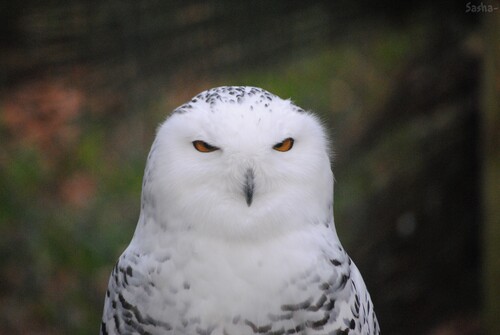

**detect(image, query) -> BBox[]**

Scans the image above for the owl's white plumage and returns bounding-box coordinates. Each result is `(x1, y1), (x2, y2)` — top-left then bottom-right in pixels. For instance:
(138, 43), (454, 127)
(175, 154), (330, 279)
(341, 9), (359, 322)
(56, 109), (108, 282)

(101, 86), (380, 335)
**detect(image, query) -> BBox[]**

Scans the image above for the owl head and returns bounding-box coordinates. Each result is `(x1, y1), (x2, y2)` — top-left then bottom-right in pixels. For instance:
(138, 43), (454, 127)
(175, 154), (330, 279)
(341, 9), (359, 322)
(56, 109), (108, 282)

(137, 87), (334, 242)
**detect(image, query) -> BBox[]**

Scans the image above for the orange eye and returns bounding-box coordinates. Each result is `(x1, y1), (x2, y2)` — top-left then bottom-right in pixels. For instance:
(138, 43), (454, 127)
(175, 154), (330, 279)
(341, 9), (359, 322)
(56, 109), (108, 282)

(273, 138), (294, 152)
(192, 140), (219, 153)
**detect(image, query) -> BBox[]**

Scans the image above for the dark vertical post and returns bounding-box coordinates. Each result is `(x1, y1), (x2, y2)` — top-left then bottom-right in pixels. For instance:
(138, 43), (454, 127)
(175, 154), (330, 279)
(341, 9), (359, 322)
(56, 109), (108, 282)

(482, 6), (500, 335)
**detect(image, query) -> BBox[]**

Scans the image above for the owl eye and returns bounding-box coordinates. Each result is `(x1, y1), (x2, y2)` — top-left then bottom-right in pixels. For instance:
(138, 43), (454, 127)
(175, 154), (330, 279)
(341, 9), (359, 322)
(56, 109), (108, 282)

(193, 140), (219, 153)
(273, 138), (294, 152)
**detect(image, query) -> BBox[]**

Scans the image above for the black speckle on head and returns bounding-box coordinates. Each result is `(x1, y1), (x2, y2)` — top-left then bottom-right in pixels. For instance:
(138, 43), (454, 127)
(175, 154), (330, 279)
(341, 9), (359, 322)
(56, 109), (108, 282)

(171, 86), (290, 116)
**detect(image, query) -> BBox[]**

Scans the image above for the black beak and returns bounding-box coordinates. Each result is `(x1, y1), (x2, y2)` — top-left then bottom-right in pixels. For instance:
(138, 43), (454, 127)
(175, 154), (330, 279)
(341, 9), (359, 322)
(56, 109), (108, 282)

(244, 168), (255, 207)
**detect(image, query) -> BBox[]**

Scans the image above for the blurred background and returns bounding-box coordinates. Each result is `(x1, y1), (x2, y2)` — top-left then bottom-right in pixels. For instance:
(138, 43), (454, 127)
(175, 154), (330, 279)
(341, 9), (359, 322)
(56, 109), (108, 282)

(0, 0), (499, 334)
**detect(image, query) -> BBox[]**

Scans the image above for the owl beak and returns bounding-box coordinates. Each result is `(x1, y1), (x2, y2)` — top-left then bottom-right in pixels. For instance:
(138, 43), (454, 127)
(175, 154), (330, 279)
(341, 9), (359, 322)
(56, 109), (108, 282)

(244, 168), (255, 207)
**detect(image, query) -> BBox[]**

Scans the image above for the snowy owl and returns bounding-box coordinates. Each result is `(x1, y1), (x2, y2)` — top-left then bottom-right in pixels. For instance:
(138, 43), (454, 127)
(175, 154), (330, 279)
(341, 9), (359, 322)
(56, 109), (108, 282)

(100, 86), (380, 335)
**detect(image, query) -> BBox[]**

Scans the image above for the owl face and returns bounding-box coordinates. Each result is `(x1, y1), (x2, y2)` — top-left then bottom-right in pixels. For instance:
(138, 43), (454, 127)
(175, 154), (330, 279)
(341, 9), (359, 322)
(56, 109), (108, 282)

(142, 87), (333, 240)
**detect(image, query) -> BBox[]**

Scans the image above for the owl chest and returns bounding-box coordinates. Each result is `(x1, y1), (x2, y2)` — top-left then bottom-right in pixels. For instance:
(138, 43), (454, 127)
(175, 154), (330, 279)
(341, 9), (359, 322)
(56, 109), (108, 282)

(146, 237), (332, 319)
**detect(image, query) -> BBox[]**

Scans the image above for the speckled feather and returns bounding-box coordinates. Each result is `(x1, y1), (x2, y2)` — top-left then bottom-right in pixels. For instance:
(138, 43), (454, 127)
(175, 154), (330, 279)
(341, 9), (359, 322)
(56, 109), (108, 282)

(101, 86), (380, 335)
